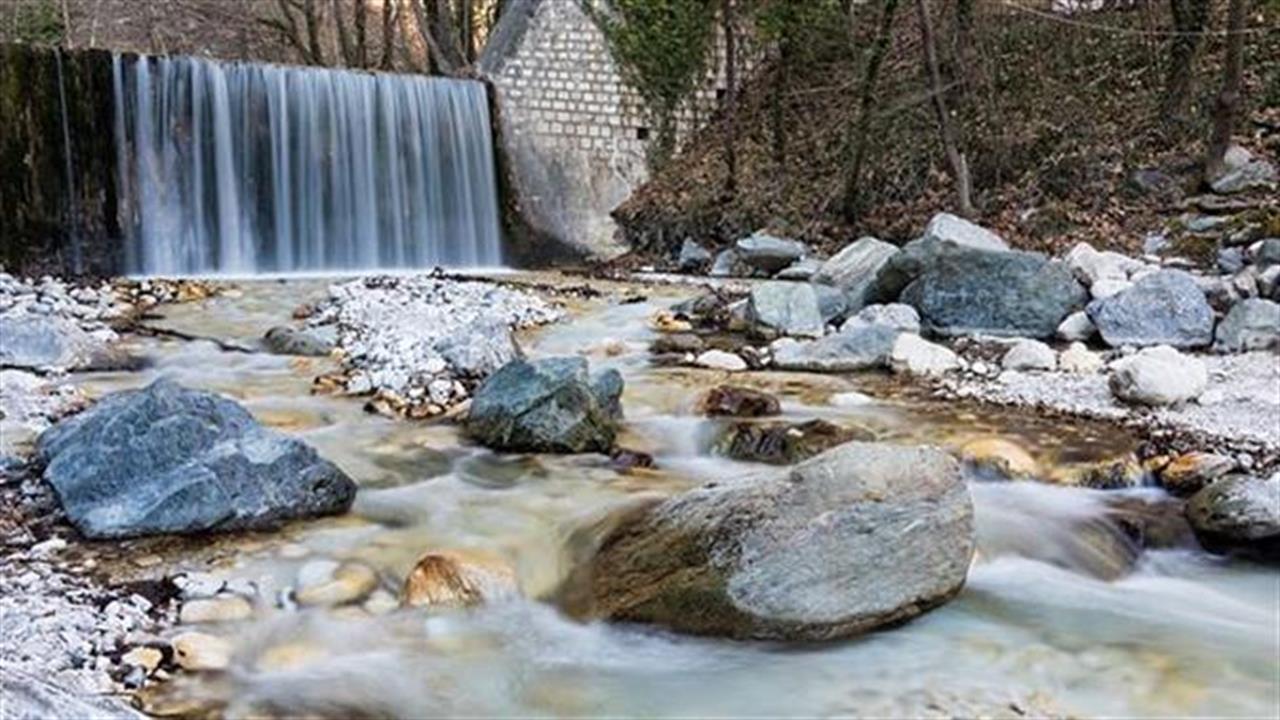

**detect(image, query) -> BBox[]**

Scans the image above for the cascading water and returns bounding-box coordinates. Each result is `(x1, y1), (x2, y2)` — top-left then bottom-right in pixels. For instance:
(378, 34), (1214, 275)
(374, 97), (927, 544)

(111, 53), (503, 276)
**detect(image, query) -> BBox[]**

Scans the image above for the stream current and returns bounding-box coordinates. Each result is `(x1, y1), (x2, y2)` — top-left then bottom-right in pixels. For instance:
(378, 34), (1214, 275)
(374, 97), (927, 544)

(77, 276), (1278, 718)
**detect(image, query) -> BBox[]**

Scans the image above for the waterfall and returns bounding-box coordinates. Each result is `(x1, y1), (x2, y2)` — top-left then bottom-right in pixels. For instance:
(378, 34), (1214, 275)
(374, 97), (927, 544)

(54, 49), (82, 274)
(111, 53), (504, 276)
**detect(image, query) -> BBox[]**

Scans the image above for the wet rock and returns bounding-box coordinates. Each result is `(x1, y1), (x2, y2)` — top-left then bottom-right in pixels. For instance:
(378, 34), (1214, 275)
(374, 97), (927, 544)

(811, 237), (899, 309)
(649, 333), (704, 355)
(1001, 339), (1056, 371)
(36, 378), (356, 539)
(734, 232), (807, 274)
(295, 561), (379, 607)
(1056, 311), (1096, 342)
(747, 282), (845, 339)
(960, 437), (1040, 480)
(610, 448), (656, 471)
(171, 632), (232, 671)
(1159, 452), (1237, 496)
(262, 325), (335, 356)
(698, 386), (781, 418)
(695, 350), (748, 372)
(1087, 270), (1214, 348)
(771, 324), (899, 372)
(466, 357), (623, 454)
(0, 316), (110, 371)
(841, 303), (920, 334)
(1185, 474), (1280, 559)
(775, 258), (822, 281)
(1208, 146), (1278, 194)
(900, 249), (1087, 338)
(1109, 345), (1207, 406)
(1049, 456), (1146, 490)
(564, 442), (975, 640)
(179, 595), (253, 624)
(401, 550), (518, 610)
(1059, 342), (1103, 373)
(676, 239), (712, 272)
(714, 419), (870, 465)
(1213, 298), (1280, 353)
(1101, 494), (1196, 550)
(889, 334), (960, 376)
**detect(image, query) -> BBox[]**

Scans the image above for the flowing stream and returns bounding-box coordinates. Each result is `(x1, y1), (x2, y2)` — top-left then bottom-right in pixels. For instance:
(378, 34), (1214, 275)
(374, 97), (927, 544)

(111, 55), (503, 276)
(77, 277), (1279, 718)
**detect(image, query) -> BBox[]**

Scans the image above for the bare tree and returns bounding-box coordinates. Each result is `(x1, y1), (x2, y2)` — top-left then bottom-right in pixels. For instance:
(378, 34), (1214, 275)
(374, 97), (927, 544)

(263, 0), (328, 65)
(1204, 0), (1247, 183)
(841, 0), (900, 221)
(379, 0), (399, 70)
(1162, 0), (1210, 126)
(721, 0), (738, 197)
(914, 0), (974, 217)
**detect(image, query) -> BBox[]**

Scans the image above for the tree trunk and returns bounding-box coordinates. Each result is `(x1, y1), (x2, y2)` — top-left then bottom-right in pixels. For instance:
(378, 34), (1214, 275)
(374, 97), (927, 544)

(721, 0), (738, 197)
(1162, 0), (1210, 126)
(770, 43), (789, 168)
(1204, 0), (1247, 183)
(461, 0), (475, 63)
(411, 0), (459, 75)
(841, 0), (900, 221)
(915, 0), (974, 217)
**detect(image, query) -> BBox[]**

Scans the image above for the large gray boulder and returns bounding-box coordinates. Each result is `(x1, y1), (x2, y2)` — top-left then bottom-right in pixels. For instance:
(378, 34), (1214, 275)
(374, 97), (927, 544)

(867, 214), (1011, 303)
(899, 249), (1087, 338)
(1186, 474), (1280, 560)
(1087, 270), (1214, 348)
(562, 442), (975, 640)
(36, 378), (356, 539)
(747, 282), (846, 338)
(1213, 298), (1280, 353)
(771, 324), (899, 372)
(0, 316), (107, 371)
(735, 232), (807, 274)
(676, 239), (712, 272)
(811, 237), (899, 309)
(466, 356), (623, 453)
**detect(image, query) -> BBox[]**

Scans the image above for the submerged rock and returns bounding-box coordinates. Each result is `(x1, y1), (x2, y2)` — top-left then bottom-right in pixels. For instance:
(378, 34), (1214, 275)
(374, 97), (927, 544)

(563, 442), (975, 641)
(713, 419), (870, 464)
(1108, 345), (1207, 406)
(466, 357), (623, 454)
(401, 550), (518, 610)
(1087, 270), (1214, 348)
(1185, 474), (1280, 560)
(811, 237), (899, 309)
(698, 385), (781, 418)
(36, 378), (356, 539)
(1213, 298), (1280, 353)
(262, 325), (336, 356)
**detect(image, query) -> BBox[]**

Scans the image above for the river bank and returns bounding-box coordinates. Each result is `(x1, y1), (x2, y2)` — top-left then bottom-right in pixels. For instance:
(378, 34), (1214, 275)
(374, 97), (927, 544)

(1, 269), (1277, 718)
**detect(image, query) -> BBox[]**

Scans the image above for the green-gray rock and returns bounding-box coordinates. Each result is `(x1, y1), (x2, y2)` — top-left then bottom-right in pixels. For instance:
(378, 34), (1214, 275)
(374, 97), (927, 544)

(562, 442), (975, 640)
(466, 356), (623, 453)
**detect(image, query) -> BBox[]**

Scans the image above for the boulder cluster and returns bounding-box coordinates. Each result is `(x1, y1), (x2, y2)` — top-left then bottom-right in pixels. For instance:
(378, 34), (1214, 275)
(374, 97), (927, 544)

(669, 212), (1278, 411)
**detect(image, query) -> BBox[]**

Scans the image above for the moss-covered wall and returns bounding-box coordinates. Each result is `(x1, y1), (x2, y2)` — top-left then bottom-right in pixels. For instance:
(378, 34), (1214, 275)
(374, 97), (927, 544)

(0, 44), (121, 278)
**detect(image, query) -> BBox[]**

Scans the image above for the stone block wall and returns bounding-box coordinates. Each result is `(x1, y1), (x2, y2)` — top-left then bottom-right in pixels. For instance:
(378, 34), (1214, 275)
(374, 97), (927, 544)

(482, 0), (750, 259)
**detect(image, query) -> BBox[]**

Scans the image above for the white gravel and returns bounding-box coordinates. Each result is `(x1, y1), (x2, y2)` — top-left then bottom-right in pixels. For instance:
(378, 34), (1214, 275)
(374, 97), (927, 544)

(940, 351), (1280, 461)
(308, 276), (564, 406)
(0, 272), (129, 333)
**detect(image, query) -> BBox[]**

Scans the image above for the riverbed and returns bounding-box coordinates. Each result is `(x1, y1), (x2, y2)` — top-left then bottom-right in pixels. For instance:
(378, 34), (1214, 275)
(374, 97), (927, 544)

(65, 275), (1280, 718)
